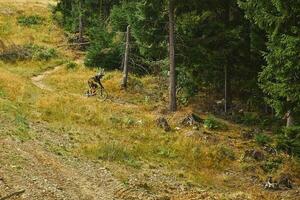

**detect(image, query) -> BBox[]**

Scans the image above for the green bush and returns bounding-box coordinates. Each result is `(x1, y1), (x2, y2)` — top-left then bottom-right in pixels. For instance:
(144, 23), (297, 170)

(35, 48), (56, 61)
(52, 11), (64, 26)
(240, 112), (259, 125)
(66, 61), (77, 70)
(203, 116), (227, 130)
(26, 44), (57, 61)
(261, 158), (283, 173)
(283, 126), (300, 139)
(17, 15), (44, 26)
(255, 133), (272, 146)
(276, 126), (300, 157)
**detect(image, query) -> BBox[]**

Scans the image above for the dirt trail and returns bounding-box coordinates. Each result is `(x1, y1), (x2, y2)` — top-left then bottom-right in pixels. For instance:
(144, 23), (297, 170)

(31, 65), (64, 91)
(0, 122), (159, 200)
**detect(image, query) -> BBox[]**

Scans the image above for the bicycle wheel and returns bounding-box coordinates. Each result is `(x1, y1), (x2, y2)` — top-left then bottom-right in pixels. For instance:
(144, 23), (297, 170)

(97, 88), (108, 101)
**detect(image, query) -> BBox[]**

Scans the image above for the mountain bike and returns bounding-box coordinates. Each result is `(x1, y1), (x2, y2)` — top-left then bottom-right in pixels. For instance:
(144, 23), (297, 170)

(85, 86), (108, 101)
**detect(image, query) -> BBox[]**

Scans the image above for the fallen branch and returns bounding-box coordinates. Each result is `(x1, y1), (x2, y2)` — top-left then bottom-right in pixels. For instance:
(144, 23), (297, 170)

(0, 189), (25, 200)
(57, 42), (90, 48)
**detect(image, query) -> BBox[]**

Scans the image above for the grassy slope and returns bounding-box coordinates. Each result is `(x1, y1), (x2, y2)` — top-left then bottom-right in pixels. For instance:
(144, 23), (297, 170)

(0, 1), (299, 199)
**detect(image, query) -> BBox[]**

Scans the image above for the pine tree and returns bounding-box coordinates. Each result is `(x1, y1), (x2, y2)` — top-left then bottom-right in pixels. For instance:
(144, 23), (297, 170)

(239, 0), (300, 126)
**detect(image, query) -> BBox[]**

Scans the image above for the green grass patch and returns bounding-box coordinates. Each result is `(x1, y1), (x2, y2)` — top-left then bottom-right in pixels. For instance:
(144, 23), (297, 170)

(83, 142), (141, 168)
(66, 61), (78, 70)
(17, 15), (45, 26)
(0, 87), (5, 97)
(255, 133), (272, 146)
(261, 158), (283, 173)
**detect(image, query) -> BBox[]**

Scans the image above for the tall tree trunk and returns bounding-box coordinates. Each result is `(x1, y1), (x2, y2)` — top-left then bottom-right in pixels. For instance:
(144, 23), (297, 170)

(286, 97), (295, 127)
(224, 64), (228, 113)
(286, 111), (294, 127)
(122, 25), (130, 89)
(78, 0), (83, 42)
(224, 0), (231, 113)
(245, 21), (251, 66)
(169, 0), (176, 112)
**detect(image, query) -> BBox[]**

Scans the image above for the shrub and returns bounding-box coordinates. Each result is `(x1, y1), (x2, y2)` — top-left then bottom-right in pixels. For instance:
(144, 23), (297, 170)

(255, 133), (272, 146)
(17, 15), (44, 26)
(283, 126), (300, 139)
(240, 112), (259, 125)
(276, 126), (300, 157)
(66, 61), (77, 70)
(203, 116), (227, 130)
(0, 43), (31, 62)
(52, 11), (64, 26)
(27, 44), (57, 61)
(261, 158), (283, 173)
(36, 48), (56, 60)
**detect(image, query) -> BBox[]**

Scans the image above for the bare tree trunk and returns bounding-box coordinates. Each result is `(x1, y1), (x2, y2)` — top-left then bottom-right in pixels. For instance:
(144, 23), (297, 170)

(169, 0), (176, 112)
(224, 64), (228, 113)
(224, 0), (231, 114)
(78, 1), (83, 42)
(286, 111), (294, 127)
(121, 25), (130, 89)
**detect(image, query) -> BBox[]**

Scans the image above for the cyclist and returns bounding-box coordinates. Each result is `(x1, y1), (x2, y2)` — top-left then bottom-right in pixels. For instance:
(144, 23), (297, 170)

(86, 70), (104, 97)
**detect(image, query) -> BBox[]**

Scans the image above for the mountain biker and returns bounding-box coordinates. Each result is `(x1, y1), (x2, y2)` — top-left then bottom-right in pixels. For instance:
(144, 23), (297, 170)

(87, 70), (104, 97)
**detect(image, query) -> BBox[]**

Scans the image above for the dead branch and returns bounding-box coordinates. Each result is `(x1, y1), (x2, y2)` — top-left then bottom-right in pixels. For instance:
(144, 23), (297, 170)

(57, 42), (90, 48)
(0, 190), (25, 200)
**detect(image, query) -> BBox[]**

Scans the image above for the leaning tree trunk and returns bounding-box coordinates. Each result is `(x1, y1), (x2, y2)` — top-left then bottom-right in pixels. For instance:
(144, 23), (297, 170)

(169, 0), (176, 112)
(121, 25), (130, 89)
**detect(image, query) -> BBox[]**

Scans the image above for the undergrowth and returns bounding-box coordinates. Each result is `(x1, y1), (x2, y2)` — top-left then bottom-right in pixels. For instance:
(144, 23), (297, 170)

(17, 15), (45, 26)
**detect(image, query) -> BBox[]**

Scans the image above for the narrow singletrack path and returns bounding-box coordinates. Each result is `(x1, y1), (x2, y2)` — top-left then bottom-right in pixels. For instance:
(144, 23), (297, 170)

(31, 64), (64, 91)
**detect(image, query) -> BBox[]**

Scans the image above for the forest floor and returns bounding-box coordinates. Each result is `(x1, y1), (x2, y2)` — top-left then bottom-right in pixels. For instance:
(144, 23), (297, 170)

(0, 0), (299, 199)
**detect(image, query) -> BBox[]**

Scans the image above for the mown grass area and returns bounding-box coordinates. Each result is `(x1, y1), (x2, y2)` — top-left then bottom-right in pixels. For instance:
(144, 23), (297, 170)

(0, 1), (299, 199)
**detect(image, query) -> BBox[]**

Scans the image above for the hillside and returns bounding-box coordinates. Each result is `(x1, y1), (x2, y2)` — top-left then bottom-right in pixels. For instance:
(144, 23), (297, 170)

(0, 0), (299, 200)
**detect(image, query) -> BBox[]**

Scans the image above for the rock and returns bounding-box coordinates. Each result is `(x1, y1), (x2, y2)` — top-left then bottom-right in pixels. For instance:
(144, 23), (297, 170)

(157, 117), (171, 132)
(278, 174), (293, 189)
(252, 150), (265, 161)
(264, 177), (279, 190)
(181, 113), (202, 127)
(241, 130), (254, 140)
(263, 145), (277, 155)
(243, 149), (265, 161)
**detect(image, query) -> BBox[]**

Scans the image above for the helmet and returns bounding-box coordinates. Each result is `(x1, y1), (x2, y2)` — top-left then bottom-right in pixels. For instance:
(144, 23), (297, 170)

(97, 68), (105, 76)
